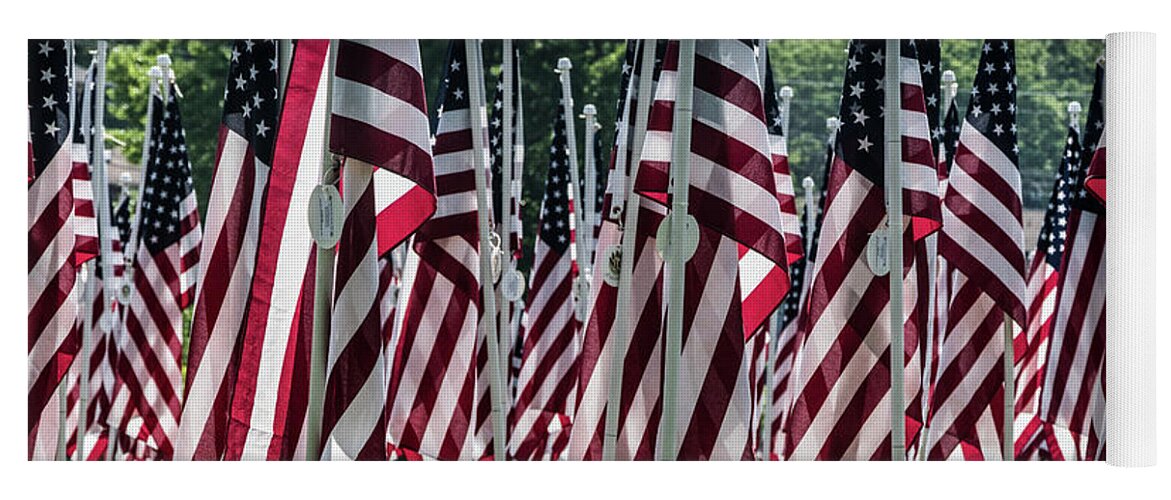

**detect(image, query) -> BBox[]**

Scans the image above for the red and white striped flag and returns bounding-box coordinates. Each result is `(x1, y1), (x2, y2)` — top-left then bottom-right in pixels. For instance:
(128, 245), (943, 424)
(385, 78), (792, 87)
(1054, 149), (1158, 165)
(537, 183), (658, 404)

(383, 40), (486, 460)
(508, 107), (581, 460)
(119, 79), (203, 460)
(925, 39), (1027, 461)
(325, 39), (436, 460)
(1038, 67), (1107, 460)
(784, 40), (941, 461)
(29, 39), (82, 459)
(632, 39), (791, 460)
(566, 39), (662, 460)
(1013, 64), (1103, 460)
(179, 39), (329, 460)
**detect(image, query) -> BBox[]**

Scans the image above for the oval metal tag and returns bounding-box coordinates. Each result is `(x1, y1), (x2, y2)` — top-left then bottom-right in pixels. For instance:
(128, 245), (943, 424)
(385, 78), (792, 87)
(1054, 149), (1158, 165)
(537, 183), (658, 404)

(655, 212), (700, 261)
(501, 269), (525, 303)
(307, 184), (344, 248)
(866, 229), (890, 277)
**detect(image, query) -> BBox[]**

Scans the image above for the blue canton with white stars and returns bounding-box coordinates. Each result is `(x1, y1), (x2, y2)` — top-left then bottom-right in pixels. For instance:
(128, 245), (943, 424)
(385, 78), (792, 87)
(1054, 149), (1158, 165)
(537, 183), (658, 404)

(490, 46), (521, 225)
(1036, 125), (1081, 268)
(1074, 61), (1106, 216)
(914, 40), (942, 160)
(138, 86), (194, 254)
(434, 40), (470, 127)
(540, 108), (573, 254)
(223, 39), (279, 166)
(965, 40), (1019, 166)
(28, 39), (71, 181)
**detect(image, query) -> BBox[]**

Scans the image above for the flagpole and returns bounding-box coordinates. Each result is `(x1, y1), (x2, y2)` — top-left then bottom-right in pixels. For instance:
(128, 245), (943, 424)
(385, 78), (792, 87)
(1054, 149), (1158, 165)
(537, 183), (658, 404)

(883, 39), (906, 462)
(918, 73), (955, 461)
(756, 40), (774, 461)
(556, 58), (588, 312)
(603, 39), (657, 461)
(658, 39), (697, 461)
(582, 103), (600, 270)
(507, 57), (527, 362)
(498, 39), (515, 373)
(56, 39), (78, 461)
(467, 39), (510, 461)
(305, 39), (338, 462)
(80, 40), (115, 462)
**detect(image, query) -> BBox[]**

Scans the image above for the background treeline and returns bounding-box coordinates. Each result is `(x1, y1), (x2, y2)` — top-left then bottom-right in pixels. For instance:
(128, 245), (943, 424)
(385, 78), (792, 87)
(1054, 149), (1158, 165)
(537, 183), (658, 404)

(79, 38), (1104, 273)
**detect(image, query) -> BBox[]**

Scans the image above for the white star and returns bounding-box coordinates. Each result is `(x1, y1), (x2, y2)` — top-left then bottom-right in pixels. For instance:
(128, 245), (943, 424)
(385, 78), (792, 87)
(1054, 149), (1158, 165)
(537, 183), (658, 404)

(453, 88), (464, 100)
(450, 60), (461, 72)
(849, 82), (865, 98)
(244, 39), (255, 52)
(847, 55), (860, 72)
(987, 83), (999, 95)
(235, 74), (247, 90)
(990, 103), (1002, 115)
(926, 94), (938, 107)
(993, 124), (1004, 136)
(252, 93), (264, 108)
(857, 135), (873, 152)
(1001, 41), (1010, 52)
(37, 41), (54, 56)
(249, 65), (259, 80)
(270, 58), (279, 71)
(255, 119), (270, 137)
(852, 109), (870, 126)
(984, 62), (996, 74)
(622, 62), (632, 74)
(870, 50), (884, 64)
(983, 43), (992, 54)
(41, 94), (58, 109)
(240, 101), (251, 117)
(231, 46), (241, 63)
(43, 120), (60, 137)
(1003, 61), (1012, 72)
(40, 68), (55, 84)
(921, 60), (935, 74)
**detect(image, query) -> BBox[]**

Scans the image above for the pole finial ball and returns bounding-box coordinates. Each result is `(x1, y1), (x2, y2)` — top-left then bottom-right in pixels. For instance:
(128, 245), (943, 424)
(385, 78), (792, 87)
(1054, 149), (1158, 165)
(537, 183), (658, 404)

(557, 57), (572, 71)
(779, 86), (794, 99)
(583, 104), (597, 115)
(157, 54), (172, 68)
(941, 69), (956, 83)
(826, 117), (839, 130)
(1068, 101), (1082, 114)
(803, 176), (815, 190)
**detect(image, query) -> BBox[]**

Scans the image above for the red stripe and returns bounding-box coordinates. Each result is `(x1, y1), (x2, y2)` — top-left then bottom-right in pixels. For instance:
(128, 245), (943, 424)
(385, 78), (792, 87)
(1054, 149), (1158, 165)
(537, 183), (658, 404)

(693, 53), (766, 120)
(329, 114), (435, 195)
(334, 40), (428, 114)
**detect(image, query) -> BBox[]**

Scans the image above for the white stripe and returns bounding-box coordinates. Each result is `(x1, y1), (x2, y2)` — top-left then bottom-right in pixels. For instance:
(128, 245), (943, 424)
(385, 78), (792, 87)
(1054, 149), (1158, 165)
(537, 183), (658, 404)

(331, 77), (431, 157)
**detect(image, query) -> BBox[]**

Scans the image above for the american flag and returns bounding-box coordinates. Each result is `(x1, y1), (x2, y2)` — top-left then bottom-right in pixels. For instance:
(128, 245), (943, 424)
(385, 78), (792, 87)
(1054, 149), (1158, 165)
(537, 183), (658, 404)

(324, 39), (436, 461)
(926, 39), (1027, 461)
(119, 77), (202, 460)
(1038, 60), (1107, 461)
(632, 39), (790, 460)
(28, 39), (82, 460)
(1013, 97), (1086, 460)
(751, 48), (803, 458)
(783, 40), (940, 460)
(916, 40), (942, 162)
(566, 39), (661, 460)
(508, 107), (581, 460)
(178, 39), (330, 460)
(385, 40), (485, 460)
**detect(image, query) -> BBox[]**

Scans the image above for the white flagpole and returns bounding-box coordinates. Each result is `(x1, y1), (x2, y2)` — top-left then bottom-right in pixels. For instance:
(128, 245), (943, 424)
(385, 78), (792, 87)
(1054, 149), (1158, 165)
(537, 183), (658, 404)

(466, 39), (509, 460)
(305, 39), (338, 462)
(498, 39), (515, 372)
(658, 39), (697, 461)
(122, 57), (167, 296)
(57, 39), (78, 461)
(883, 39), (906, 461)
(582, 103), (600, 271)
(506, 55), (527, 370)
(603, 39), (657, 461)
(918, 73), (955, 461)
(755, 40), (774, 461)
(80, 40), (116, 462)
(556, 58), (588, 314)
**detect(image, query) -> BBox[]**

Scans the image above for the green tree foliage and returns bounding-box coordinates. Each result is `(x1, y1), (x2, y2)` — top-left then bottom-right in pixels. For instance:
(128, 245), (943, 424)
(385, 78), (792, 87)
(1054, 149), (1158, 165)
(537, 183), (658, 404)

(91, 38), (1102, 274)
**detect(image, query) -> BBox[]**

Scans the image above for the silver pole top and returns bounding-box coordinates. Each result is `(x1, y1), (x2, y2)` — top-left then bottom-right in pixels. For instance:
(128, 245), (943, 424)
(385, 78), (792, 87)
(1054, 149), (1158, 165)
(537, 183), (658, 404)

(802, 176), (815, 190)
(582, 103), (597, 116)
(942, 69), (958, 99)
(826, 116), (839, 131)
(556, 57), (572, 72)
(941, 69), (956, 84)
(1068, 101), (1082, 128)
(779, 86), (793, 99)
